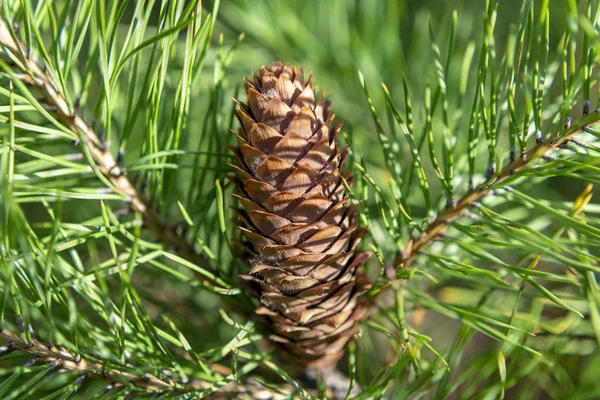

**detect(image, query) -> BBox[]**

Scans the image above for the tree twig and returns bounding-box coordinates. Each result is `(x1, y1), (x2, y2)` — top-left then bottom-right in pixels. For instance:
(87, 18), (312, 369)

(392, 111), (600, 276)
(0, 20), (214, 277)
(0, 328), (250, 397)
(0, 327), (360, 399)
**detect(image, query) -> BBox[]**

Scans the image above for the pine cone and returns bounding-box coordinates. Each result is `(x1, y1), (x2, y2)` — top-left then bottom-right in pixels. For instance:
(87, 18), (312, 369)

(229, 62), (370, 369)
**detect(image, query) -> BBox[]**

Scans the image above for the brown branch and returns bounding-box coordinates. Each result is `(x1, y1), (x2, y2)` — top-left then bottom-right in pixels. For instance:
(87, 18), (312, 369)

(0, 20), (212, 275)
(392, 111), (600, 276)
(0, 327), (359, 399)
(0, 328), (250, 397)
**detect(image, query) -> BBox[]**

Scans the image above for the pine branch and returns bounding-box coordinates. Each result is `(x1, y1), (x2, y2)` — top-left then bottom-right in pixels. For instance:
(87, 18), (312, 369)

(0, 327), (359, 399)
(0, 20), (215, 279)
(393, 111), (600, 275)
(0, 328), (245, 397)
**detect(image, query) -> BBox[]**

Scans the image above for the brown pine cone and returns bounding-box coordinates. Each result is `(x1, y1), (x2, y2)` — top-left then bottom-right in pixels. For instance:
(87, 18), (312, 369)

(229, 62), (370, 369)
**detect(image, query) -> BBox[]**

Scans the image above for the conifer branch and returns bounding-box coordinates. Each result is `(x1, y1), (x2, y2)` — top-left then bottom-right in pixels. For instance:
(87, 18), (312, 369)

(393, 112), (600, 274)
(0, 328), (247, 397)
(0, 327), (358, 399)
(0, 20), (214, 277)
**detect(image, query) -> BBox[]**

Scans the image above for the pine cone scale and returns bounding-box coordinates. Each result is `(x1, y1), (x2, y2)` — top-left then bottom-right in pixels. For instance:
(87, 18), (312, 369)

(231, 62), (369, 368)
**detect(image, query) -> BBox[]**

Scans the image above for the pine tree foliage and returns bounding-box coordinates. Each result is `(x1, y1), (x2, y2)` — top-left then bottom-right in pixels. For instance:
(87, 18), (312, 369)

(0, 0), (600, 399)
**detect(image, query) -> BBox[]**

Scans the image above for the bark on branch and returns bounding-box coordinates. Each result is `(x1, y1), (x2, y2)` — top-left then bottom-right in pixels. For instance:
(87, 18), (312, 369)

(0, 328), (252, 397)
(0, 327), (361, 399)
(393, 111), (600, 276)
